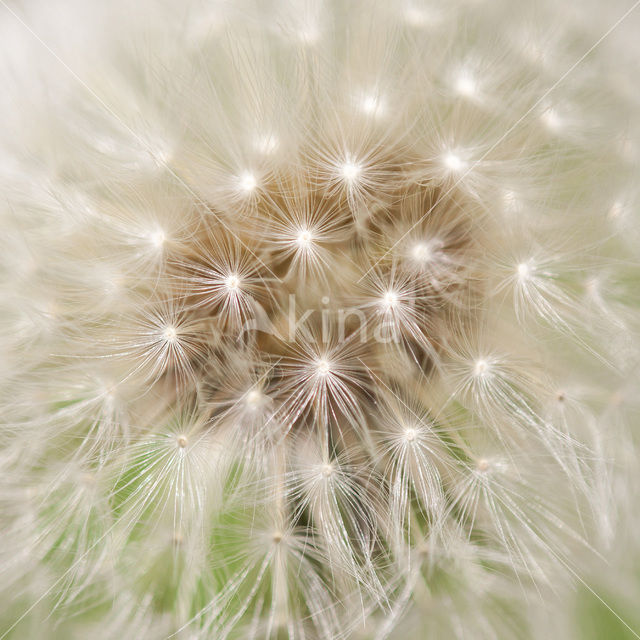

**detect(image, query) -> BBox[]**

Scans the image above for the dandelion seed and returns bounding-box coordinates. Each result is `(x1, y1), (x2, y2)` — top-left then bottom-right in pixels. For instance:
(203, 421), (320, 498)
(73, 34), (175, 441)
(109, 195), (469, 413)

(359, 93), (385, 118)
(315, 358), (331, 375)
(502, 189), (522, 213)
(474, 359), (490, 377)
(454, 73), (477, 97)
(225, 274), (241, 291)
(149, 228), (166, 248)
(517, 262), (532, 281)
(239, 172), (257, 193)
(403, 5), (439, 27)
(320, 463), (334, 478)
(443, 151), (466, 173)
(245, 388), (263, 406)
(255, 133), (278, 155)
(608, 200), (625, 220)
(162, 325), (178, 343)
(295, 228), (313, 248)
(381, 290), (399, 309)
(541, 107), (562, 131)
(411, 242), (432, 262)
(295, 25), (320, 45)
(404, 427), (417, 442)
(341, 160), (361, 183)
(362, 96), (377, 113)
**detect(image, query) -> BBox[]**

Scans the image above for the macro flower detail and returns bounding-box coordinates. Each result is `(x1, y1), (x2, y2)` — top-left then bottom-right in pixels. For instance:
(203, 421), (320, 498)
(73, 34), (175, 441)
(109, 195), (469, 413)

(1, 1), (639, 639)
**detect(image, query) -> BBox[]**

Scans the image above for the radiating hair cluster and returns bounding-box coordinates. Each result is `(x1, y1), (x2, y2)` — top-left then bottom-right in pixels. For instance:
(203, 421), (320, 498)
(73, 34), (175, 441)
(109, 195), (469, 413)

(1, 0), (639, 639)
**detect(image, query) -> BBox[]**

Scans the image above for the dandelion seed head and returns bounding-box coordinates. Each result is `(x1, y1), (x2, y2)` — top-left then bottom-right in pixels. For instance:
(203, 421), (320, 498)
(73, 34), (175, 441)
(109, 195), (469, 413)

(585, 276), (600, 296)
(517, 262), (532, 281)
(162, 325), (178, 343)
(541, 107), (562, 131)
(454, 73), (477, 97)
(340, 160), (361, 183)
(149, 142), (173, 168)
(404, 426), (417, 443)
(239, 172), (257, 193)
(295, 228), (314, 248)
(255, 133), (278, 155)
(608, 200), (624, 220)
(149, 227), (166, 248)
(320, 463), (334, 478)
(245, 388), (263, 406)
(360, 93), (385, 118)
(522, 39), (545, 64)
(295, 23), (320, 45)
(474, 359), (490, 377)
(410, 241), (432, 263)
(3, 2), (638, 637)
(502, 188), (521, 213)
(225, 274), (241, 291)
(443, 151), (467, 173)
(403, 5), (439, 27)
(315, 358), (331, 375)
(381, 290), (399, 309)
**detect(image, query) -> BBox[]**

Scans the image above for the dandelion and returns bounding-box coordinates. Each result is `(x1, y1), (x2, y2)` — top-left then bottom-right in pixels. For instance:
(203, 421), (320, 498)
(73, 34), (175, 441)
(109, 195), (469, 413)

(1, 1), (639, 639)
